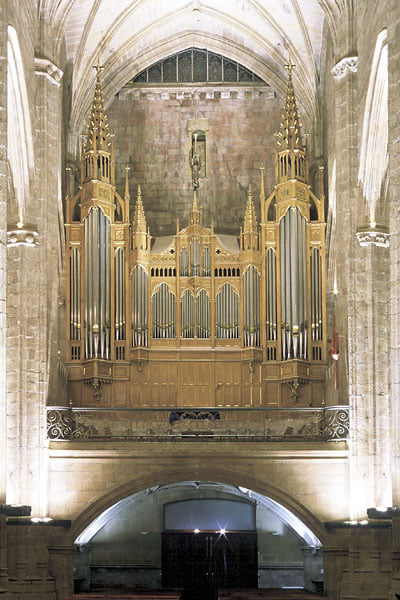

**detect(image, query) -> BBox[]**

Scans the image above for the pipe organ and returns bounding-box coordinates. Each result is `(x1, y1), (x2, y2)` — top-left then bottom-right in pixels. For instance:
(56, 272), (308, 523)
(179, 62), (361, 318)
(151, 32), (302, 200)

(65, 62), (327, 408)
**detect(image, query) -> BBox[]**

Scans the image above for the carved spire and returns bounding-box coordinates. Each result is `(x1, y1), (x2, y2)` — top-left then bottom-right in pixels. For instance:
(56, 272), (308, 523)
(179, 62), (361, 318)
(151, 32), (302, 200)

(243, 184), (258, 250)
(84, 65), (111, 153)
(190, 189), (202, 225)
(274, 59), (309, 187)
(276, 59), (303, 152)
(132, 184), (148, 251)
(133, 185), (146, 232)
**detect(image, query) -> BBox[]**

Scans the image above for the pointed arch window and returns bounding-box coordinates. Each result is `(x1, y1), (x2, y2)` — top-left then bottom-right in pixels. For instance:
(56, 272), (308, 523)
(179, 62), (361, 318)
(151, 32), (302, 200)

(358, 30), (388, 225)
(132, 48), (265, 85)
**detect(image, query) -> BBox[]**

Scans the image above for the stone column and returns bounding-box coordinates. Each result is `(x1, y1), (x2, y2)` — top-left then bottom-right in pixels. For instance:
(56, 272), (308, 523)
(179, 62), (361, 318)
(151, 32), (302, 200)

(388, 0), (400, 508)
(0, 0), (7, 507)
(330, 55), (369, 518)
(6, 49), (64, 515)
(331, 46), (392, 517)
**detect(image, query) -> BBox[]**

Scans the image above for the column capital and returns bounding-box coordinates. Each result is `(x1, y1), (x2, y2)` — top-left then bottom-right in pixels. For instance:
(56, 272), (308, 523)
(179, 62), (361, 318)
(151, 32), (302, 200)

(331, 56), (358, 81)
(34, 57), (63, 87)
(7, 223), (39, 247)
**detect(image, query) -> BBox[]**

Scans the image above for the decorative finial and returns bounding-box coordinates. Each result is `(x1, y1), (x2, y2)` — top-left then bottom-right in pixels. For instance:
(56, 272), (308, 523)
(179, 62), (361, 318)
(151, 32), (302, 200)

(132, 182), (147, 244)
(259, 167), (265, 210)
(284, 56), (296, 76)
(319, 163), (325, 200)
(93, 62), (104, 76)
(124, 166), (130, 201)
(66, 167), (71, 198)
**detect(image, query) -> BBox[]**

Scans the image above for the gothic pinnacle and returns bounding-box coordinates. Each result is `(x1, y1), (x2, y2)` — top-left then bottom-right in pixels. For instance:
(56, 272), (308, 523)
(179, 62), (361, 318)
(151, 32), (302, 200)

(84, 64), (111, 152)
(244, 184), (258, 236)
(277, 58), (303, 151)
(133, 184), (147, 234)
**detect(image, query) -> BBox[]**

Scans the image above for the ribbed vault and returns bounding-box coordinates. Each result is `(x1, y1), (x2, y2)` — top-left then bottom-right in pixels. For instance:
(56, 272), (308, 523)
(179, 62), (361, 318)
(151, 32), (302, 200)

(39, 0), (329, 150)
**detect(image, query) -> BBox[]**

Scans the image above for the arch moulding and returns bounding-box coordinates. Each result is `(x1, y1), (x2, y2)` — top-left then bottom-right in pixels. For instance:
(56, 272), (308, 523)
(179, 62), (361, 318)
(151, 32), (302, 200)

(70, 464), (326, 545)
(68, 30), (315, 157)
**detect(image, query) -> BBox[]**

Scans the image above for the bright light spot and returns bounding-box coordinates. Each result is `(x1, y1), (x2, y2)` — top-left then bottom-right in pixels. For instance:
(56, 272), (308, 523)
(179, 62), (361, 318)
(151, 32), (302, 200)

(376, 506), (388, 512)
(333, 286), (339, 295)
(194, 528), (200, 534)
(219, 528), (226, 535)
(31, 517), (53, 523)
(360, 520), (368, 525)
(16, 222), (23, 229)
(370, 221), (376, 229)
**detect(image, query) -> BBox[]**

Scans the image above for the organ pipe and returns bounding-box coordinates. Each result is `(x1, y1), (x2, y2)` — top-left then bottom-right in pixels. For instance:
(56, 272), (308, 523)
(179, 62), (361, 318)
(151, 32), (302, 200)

(132, 266), (148, 346)
(216, 283), (239, 339)
(180, 248), (188, 276)
(202, 246), (211, 276)
(115, 248), (126, 340)
(190, 238), (200, 276)
(243, 266), (260, 347)
(181, 290), (195, 338)
(266, 249), (277, 341)
(311, 248), (323, 341)
(197, 290), (210, 338)
(84, 207), (111, 360)
(280, 207), (307, 359)
(70, 248), (81, 341)
(152, 283), (176, 338)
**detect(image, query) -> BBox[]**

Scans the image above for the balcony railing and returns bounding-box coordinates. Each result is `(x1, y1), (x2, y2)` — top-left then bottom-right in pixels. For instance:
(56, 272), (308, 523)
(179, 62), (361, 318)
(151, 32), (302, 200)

(46, 406), (349, 442)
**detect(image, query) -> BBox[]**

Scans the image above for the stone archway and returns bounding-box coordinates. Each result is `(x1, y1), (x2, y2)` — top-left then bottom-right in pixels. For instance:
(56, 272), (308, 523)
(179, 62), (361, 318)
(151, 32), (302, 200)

(71, 467), (326, 545)
(69, 467), (326, 593)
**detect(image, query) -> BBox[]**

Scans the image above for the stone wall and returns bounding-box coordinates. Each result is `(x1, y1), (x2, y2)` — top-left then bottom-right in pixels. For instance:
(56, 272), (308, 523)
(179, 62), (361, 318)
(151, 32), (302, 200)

(47, 441), (349, 533)
(104, 85), (317, 237)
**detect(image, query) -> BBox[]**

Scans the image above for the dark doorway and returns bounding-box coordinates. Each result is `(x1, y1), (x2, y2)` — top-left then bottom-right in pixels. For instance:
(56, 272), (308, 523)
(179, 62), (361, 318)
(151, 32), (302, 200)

(161, 531), (258, 589)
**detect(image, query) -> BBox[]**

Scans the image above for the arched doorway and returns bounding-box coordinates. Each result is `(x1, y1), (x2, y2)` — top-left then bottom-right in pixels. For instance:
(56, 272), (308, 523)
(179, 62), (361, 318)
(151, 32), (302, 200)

(73, 481), (323, 594)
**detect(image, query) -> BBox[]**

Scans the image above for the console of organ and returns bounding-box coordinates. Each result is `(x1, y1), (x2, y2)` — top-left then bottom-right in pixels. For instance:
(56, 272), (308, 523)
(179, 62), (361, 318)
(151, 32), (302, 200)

(65, 62), (326, 401)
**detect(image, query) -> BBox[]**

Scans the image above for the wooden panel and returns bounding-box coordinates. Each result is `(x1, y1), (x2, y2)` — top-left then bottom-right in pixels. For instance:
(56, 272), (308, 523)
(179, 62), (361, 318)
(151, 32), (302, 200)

(265, 382), (279, 406)
(114, 381), (127, 406)
(69, 381), (82, 407)
(81, 383), (96, 407)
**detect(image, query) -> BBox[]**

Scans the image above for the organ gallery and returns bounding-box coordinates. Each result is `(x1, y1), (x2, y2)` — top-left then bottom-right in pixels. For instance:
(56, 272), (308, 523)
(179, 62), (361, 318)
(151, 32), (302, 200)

(65, 62), (326, 413)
